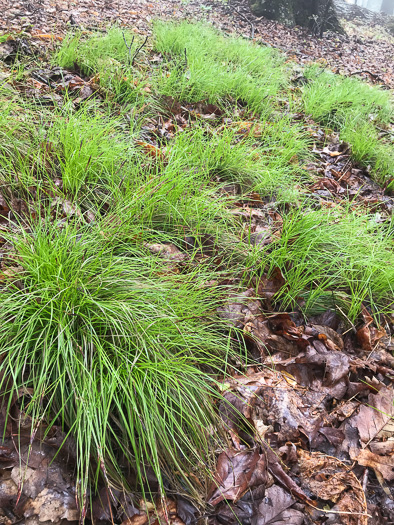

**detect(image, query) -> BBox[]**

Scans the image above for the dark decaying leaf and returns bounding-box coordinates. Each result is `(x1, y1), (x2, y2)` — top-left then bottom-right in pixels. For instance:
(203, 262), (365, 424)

(212, 500), (255, 525)
(348, 386), (394, 445)
(207, 448), (267, 506)
(251, 485), (304, 525)
(262, 444), (313, 506)
(176, 496), (198, 525)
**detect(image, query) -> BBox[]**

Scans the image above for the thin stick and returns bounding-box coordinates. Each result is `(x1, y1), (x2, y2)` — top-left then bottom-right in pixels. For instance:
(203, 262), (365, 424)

(362, 468), (368, 493)
(233, 7), (255, 39)
(122, 32), (135, 65)
(131, 35), (148, 67)
(350, 69), (382, 80)
(184, 47), (188, 70)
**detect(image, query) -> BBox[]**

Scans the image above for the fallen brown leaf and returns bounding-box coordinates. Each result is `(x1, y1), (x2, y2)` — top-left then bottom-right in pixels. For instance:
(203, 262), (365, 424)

(136, 141), (166, 160)
(207, 448), (267, 506)
(350, 447), (394, 482)
(297, 449), (368, 525)
(252, 485), (304, 525)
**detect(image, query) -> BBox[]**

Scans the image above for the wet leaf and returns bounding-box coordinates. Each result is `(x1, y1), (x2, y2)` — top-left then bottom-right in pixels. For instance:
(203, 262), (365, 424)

(350, 447), (394, 482)
(350, 386), (394, 444)
(251, 485), (304, 525)
(144, 242), (187, 261)
(208, 448), (267, 506)
(23, 488), (79, 522)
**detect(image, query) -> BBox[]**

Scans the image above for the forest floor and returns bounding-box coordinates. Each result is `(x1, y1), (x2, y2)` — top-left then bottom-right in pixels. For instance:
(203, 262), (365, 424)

(0, 2), (394, 525)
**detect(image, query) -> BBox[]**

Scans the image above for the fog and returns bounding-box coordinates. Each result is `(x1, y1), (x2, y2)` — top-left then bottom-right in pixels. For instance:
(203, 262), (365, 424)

(345, 0), (394, 14)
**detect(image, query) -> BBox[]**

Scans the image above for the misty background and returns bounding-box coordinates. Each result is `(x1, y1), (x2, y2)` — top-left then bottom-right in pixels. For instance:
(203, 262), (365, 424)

(345, 0), (394, 15)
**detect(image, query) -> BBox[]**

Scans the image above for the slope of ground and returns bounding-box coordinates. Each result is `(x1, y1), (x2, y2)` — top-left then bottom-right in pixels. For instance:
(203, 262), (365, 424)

(1, 0), (394, 85)
(0, 4), (393, 525)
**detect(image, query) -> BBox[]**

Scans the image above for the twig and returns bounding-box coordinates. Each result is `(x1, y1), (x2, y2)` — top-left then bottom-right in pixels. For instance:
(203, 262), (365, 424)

(131, 35), (148, 67)
(362, 468), (368, 493)
(233, 7), (255, 39)
(376, 126), (394, 137)
(31, 71), (53, 87)
(122, 32), (135, 65)
(350, 70), (384, 82)
(85, 26), (107, 33)
(309, 507), (371, 519)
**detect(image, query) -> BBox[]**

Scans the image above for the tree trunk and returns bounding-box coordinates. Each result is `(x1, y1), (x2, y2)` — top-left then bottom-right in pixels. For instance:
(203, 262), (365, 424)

(248, 0), (344, 34)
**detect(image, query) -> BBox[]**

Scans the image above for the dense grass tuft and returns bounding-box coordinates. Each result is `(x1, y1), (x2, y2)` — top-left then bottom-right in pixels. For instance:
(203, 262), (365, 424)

(301, 66), (394, 182)
(153, 21), (287, 112)
(247, 206), (394, 321)
(0, 218), (244, 505)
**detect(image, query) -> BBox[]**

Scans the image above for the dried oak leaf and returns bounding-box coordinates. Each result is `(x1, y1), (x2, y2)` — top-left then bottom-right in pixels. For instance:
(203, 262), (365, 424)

(23, 488), (79, 522)
(0, 470), (19, 512)
(0, 194), (10, 218)
(263, 444), (312, 506)
(207, 448), (267, 506)
(278, 341), (349, 400)
(350, 386), (394, 444)
(193, 101), (223, 117)
(219, 370), (283, 448)
(158, 95), (183, 116)
(257, 268), (286, 303)
(136, 141), (165, 160)
(356, 306), (386, 352)
(34, 34), (63, 41)
(307, 324), (344, 350)
(217, 288), (262, 329)
(144, 243), (186, 261)
(257, 383), (328, 444)
(370, 439), (394, 455)
(297, 449), (368, 525)
(122, 498), (183, 525)
(350, 447), (394, 483)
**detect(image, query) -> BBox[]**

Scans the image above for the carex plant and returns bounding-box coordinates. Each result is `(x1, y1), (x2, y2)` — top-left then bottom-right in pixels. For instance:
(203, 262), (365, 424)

(0, 217), (241, 508)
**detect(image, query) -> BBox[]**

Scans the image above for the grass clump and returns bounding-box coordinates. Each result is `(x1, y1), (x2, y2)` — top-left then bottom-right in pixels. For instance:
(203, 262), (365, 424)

(0, 93), (55, 197)
(55, 28), (139, 74)
(55, 28), (151, 105)
(162, 119), (310, 199)
(106, 153), (238, 250)
(0, 97), (139, 199)
(301, 66), (393, 126)
(340, 117), (394, 184)
(0, 219), (236, 505)
(248, 206), (394, 321)
(49, 102), (137, 194)
(301, 66), (393, 182)
(153, 21), (287, 112)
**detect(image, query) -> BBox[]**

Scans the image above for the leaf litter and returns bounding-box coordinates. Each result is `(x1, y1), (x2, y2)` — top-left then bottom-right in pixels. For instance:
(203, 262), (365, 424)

(0, 2), (394, 525)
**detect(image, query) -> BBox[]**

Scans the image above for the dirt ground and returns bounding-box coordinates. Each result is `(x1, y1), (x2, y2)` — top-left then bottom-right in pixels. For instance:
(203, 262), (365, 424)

(1, 0), (394, 86)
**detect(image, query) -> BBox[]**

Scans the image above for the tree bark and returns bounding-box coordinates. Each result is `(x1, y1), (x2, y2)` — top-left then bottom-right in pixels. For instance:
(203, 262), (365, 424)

(248, 0), (344, 34)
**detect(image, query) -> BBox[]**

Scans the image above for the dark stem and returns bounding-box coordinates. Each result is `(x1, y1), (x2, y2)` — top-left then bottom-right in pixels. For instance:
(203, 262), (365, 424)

(131, 35), (148, 67)
(122, 32), (135, 65)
